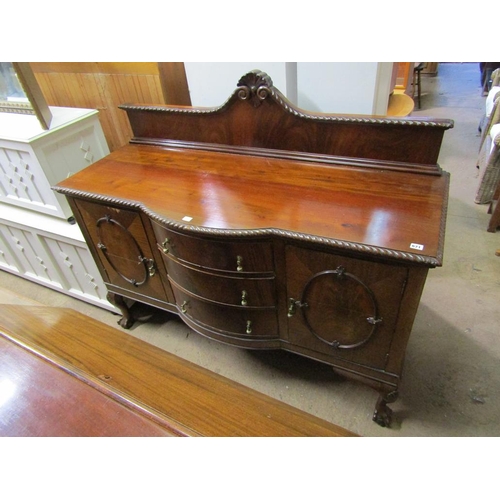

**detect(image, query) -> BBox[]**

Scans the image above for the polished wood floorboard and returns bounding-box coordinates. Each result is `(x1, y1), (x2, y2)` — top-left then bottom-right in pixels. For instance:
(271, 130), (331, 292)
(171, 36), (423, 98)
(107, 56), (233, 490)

(0, 334), (175, 437)
(0, 304), (355, 437)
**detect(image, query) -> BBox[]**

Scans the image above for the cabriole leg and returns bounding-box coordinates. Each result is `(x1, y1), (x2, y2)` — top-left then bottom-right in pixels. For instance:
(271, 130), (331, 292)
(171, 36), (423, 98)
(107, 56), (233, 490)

(372, 390), (398, 428)
(107, 292), (134, 329)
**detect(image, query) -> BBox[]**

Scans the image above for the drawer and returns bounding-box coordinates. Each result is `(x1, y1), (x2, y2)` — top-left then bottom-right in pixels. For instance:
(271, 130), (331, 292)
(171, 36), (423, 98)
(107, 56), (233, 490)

(152, 221), (274, 274)
(161, 254), (276, 307)
(171, 283), (279, 339)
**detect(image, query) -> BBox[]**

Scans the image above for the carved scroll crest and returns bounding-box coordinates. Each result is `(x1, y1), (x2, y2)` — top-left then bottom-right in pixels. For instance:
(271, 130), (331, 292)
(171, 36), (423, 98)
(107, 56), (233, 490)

(237, 70), (273, 107)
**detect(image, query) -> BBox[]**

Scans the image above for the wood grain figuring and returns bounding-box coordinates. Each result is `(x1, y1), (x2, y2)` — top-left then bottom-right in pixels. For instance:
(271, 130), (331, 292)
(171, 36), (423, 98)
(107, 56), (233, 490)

(0, 335), (175, 437)
(120, 67), (452, 168)
(0, 305), (355, 437)
(125, 99), (451, 166)
(56, 144), (449, 264)
(31, 62), (161, 75)
(72, 199), (170, 302)
(31, 63), (190, 151)
(285, 246), (411, 369)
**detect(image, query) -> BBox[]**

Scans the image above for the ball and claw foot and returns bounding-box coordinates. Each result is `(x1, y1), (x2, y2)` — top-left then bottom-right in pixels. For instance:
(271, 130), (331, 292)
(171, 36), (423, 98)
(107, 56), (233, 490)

(117, 315), (134, 329)
(372, 391), (398, 428)
(373, 404), (393, 427)
(107, 292), (135, 329)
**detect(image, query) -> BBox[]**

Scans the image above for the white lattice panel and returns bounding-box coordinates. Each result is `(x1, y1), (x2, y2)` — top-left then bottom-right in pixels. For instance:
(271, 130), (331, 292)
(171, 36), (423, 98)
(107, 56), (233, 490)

(0, 206), (115, 312)
(42, 236), (110, 304)
(1, 224), (61, 285)
(0, 107), (113, 310)
(0, 227), (21, 272)
(0, 146), (57, 209)
(0, 107), (109, 219)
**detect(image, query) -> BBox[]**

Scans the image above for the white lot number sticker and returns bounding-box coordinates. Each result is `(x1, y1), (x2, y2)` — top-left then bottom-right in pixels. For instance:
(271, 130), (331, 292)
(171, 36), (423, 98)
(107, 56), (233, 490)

(410, 243), (424, 251)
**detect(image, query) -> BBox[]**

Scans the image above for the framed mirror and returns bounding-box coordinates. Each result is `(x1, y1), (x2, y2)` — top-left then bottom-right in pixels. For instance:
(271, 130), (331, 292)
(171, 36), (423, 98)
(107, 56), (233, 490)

(0, 62), (52, 129)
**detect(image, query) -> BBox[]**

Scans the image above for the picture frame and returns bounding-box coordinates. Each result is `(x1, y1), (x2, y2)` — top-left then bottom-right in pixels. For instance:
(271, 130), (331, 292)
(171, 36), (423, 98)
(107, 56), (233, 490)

(0, 62), (52, 129)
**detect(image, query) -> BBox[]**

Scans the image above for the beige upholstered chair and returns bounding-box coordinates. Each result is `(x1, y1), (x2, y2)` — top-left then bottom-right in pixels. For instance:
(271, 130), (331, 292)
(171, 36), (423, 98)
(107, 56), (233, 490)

(475, 69), (500, 204)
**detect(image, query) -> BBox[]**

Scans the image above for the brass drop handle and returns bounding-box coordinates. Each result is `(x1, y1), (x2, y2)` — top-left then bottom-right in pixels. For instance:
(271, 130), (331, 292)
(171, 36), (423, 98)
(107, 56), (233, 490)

(241, 290), (248, 306)
(246, 320), (252, 334)
(161, 238), (171, 254)
(147, 259), (156, 277)
(139, 257), (156, 277)
(287, 297), (308, 317)
(236, 255), (243, 272)
(181, 300), (189, 314)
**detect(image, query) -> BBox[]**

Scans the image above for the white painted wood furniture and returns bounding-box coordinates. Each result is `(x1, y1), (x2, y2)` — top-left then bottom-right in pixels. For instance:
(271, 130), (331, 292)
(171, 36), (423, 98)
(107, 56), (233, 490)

(0, 107), (115, 310)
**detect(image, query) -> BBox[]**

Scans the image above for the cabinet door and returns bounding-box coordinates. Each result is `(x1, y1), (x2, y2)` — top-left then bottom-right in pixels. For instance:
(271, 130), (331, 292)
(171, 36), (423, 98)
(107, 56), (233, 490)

(285, 245), (409, 370)
(73, 199), (168, 302)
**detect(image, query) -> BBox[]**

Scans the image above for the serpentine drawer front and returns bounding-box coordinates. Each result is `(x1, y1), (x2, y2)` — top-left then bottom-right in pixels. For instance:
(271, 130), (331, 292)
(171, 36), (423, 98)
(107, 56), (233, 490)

(152, 222), (275, 274)
(161, 255), (277, 307)
(54, 69), (453, 428)
(170, 282), (279, 340)
(152, 219), (279, 342)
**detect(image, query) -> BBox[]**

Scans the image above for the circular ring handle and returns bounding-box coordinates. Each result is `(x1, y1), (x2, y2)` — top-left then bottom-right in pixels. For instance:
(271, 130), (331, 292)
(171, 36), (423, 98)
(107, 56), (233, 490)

(96, 215), (150, 287)
(299, 266), (382, 350)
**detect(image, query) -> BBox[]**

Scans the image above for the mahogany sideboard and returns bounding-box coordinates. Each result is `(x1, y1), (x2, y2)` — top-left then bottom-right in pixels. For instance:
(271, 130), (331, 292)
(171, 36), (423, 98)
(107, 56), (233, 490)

(54, 70), (453, 427)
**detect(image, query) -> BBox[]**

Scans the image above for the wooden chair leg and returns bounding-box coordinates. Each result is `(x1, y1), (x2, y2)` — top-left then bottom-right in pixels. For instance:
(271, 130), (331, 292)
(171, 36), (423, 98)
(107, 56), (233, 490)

(413, 63), (425, 109)
(417, 68), (422, 109)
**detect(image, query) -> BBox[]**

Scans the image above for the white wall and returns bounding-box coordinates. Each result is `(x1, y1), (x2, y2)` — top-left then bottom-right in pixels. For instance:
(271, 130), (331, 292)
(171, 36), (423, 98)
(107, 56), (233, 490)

(184, 62), (291, 107)
(372, 62), (395, 115)
(184, 62), (393, 115)
(297, 62), (392, 115)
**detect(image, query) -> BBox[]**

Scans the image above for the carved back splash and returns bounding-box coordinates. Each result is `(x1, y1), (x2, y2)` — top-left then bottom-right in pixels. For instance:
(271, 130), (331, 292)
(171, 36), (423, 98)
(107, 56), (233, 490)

(120, 70), (454, 172)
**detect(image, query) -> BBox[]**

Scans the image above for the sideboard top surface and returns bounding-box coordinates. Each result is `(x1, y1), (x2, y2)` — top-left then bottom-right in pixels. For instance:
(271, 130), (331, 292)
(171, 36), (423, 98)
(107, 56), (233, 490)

(55, 69), (452, 267)
(56, 143), (449, 266)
